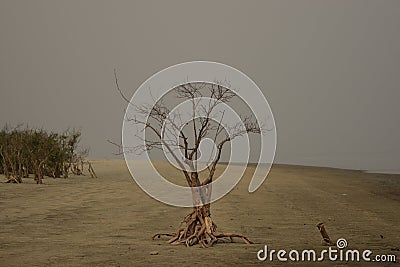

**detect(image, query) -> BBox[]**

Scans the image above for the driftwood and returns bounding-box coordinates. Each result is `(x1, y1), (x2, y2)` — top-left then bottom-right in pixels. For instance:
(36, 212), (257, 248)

(316, 222), (334, 246)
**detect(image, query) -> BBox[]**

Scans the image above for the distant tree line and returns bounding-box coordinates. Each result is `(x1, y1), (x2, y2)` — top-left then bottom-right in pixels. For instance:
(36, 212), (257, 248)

(0, 125), (96, 184)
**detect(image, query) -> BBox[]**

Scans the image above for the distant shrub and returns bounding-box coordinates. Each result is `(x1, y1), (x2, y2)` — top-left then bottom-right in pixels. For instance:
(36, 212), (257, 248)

(0, 125), (90, 184)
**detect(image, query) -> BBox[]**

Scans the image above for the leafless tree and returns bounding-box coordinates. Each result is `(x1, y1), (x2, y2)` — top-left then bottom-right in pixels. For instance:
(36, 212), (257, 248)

(115, 72), (262, 247)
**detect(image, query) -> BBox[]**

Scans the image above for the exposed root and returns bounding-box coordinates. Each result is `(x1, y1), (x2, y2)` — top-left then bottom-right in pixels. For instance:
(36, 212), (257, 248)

(214, 232), (254, 245)
(152, 208), (253, 248)
(152, 233), (175, 240)
(5, 176), (21, 184)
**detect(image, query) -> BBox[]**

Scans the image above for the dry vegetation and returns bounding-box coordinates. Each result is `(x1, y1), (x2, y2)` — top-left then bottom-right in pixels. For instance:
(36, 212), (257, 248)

(0, 125), (96, 184)
(115, 76), (262, 248)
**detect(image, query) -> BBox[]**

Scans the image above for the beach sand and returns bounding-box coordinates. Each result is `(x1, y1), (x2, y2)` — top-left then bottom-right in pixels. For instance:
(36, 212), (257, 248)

(0, 159), (399, 266)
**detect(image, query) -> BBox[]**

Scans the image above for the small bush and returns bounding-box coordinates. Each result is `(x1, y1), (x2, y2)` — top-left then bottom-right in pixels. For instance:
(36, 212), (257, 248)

(0, 125), (88, 183)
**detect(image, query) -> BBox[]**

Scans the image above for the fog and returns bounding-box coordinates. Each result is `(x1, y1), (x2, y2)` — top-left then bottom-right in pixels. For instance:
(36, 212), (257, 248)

(1, 0), (399, 172)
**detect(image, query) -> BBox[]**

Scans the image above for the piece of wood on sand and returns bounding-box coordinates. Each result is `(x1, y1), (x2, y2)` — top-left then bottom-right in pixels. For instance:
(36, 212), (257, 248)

(316, 222), (334, 246)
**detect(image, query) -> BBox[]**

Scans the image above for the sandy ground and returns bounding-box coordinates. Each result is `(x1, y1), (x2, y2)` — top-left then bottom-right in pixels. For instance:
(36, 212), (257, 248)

(0, 159), (399, 266)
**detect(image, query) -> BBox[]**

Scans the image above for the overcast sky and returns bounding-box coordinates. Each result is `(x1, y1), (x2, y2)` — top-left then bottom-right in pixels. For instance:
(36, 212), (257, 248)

(0, 0), (399, 171)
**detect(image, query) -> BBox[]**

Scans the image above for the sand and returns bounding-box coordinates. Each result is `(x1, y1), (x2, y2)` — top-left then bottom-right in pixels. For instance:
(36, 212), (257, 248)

(0, 160), (399, 266)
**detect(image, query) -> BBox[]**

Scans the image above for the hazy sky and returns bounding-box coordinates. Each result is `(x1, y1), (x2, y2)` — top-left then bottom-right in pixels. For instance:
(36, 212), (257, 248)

(1, 0), (399, 171)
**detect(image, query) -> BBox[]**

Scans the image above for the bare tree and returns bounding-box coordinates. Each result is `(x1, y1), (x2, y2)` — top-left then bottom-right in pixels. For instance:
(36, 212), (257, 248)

(115, 72), (262, 247)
